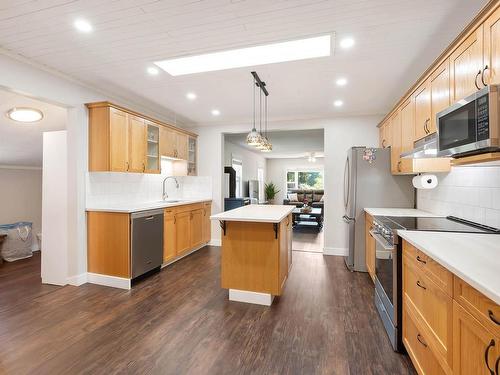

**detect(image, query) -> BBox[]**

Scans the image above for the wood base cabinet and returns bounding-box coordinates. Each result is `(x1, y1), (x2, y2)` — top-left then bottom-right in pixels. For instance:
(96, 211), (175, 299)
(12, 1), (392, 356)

(364, 213), (375, 281)
(162, 202), (212, 264)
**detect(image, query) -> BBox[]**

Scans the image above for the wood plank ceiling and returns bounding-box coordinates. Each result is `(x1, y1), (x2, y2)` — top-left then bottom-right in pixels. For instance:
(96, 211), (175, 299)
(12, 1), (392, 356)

(0, 0), (489, 125)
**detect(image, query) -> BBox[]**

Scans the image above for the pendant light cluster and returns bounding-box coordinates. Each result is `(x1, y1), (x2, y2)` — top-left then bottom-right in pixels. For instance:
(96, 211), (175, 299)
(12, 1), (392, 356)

(246, 71), (272, 152)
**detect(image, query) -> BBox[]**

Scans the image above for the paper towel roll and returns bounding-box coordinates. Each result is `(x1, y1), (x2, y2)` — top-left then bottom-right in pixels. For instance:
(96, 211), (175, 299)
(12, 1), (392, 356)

(412, 174), (438, 189)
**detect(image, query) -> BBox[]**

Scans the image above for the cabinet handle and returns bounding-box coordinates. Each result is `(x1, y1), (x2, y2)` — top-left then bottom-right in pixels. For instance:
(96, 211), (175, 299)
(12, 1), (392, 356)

(416, 255), (426, 264)
(397, 160), (402, 172)
(482, 65), (489, 87)
(484, 339), (495, 375)
(174, 216), (176, 224)
(142, 162), (146, 172)
(126, 162), (129, 171)
(416, 334), (427, 348)
(488, 310), (500, 325)
(475, 70), (482, 90)
(416, 280), (426, 290)
(424, 119), (430, 134)
(382, 139), (386, 148)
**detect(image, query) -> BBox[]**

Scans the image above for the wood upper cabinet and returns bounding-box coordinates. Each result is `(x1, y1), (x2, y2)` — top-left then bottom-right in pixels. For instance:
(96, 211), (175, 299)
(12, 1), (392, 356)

(429, 59), (451, 134)
(400, 97), (415, 154)
(453, 301), (500, 375)
(364, 213), (375, 281)
(450, 25), (484, 103)
(414, 81), (431, 141)
(109, 108), (129, 172)
(176, 132), (188, 160)
(160, 127), (177, 158)
(128, 115), (147, 173)
(379, 119), (392, 148)
(483, 6), (500, 85)
(390, 110), (403, 174)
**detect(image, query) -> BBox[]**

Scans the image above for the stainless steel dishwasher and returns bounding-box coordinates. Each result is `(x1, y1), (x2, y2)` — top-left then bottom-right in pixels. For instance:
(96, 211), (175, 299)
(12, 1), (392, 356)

(131, 209), (164, 279)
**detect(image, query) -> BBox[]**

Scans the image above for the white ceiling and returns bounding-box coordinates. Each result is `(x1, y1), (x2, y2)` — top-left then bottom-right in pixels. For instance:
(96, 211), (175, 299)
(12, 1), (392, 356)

(0, 90), (67, 167)
(225, 129), (324, 159)
(0, 0), (488, 125)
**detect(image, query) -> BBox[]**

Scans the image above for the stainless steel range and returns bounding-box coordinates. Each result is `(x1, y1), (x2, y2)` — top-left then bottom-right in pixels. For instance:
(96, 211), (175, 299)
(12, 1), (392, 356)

(371, 215), (499, 352)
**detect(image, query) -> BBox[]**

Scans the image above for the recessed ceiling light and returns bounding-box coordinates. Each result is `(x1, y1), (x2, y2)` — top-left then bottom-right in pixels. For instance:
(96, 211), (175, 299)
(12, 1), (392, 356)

(7, 107), (43, 123)
(339, 37), (355, 49)
(186, 92), (197, 100)
(154, 34), (331, 76)
(147, 67), (159, 75)
(333, 100), (344, 107)
(211, 109), (221, 116)
(73, 19), (93, 33)
(336, 77), (348, 86)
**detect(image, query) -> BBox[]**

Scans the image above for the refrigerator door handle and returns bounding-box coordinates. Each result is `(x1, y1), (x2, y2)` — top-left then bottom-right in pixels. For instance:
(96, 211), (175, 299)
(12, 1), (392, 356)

(342, 215), (354, 223)
(343, 157), (350, 210)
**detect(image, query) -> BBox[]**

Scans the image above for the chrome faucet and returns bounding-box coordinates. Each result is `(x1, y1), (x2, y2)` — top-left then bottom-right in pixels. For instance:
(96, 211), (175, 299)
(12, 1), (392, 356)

(162, 176), (179, 200)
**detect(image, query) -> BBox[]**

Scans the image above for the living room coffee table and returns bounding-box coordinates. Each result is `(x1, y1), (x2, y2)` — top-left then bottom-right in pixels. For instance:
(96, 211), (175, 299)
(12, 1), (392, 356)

(291, 207), (323, 230)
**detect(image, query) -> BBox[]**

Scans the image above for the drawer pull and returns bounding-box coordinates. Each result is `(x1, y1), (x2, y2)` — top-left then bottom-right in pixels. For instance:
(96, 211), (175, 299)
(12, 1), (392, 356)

(416, 255), (426, 264)
(416, 280), (426, 290)
(416, 334), (427, 348)
(484, 339), (495, 375)
(488, 310), (500, 325)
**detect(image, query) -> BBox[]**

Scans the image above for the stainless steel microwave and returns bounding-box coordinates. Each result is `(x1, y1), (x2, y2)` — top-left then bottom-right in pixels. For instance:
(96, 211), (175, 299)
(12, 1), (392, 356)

(437, 85), (500, 157)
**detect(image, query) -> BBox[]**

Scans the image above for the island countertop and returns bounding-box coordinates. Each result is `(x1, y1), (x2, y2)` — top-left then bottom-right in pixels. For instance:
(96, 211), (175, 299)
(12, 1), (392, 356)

(211, 205), (295, 223)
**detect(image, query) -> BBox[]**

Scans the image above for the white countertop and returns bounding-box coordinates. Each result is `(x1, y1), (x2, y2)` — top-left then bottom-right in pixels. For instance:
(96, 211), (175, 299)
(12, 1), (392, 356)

(399, 230), (500, 305)
(364, 208), (440, 217)
(86, 198), (211, 213)
(211, 205), (295, 223)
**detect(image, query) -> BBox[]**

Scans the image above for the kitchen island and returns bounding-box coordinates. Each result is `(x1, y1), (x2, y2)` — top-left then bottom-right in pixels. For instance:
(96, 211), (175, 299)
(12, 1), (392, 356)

(211, 205), (294, 306)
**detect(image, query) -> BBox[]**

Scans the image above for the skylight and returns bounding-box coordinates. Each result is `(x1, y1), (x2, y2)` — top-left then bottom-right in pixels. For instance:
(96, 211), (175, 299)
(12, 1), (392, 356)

(154, 35), (332, 76)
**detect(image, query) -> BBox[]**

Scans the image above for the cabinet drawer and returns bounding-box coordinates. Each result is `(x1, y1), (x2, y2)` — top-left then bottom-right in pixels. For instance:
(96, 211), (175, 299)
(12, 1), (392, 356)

(403, 300), (447, 375)
(454, 276), (500, 337)
(403, 254), (453, 370)
(403, 241), (452, 296)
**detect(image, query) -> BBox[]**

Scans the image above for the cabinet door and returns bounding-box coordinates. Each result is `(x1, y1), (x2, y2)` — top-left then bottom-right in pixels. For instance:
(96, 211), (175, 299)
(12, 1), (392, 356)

(202, 203), (211, 244)
(365, 214), (375, 281)
(109, 108), (129, 172)
(453, 301), (500, 375)
(190, 209), (204, 248)
(400, 97), (415, 154)
(163, 210), (176, 262)
(128, 115), (146, 172)
(430, 59), (451, 134)
(176, 132), (188, 160)
(175, 211), (191, 255)
(390, 110), (403, 174)
(160, 127), (176, 158)
(414, 81), (431, 141)
(450, 25), (484, 103)
(483, 7), (500, 85)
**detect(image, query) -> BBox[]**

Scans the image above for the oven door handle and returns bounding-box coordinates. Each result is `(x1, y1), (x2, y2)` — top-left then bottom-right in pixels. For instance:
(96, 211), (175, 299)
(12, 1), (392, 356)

(370, 230), (395, 251)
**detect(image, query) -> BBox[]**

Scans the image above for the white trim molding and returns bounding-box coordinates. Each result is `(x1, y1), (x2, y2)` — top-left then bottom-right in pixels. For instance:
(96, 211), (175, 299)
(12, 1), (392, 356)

(323, 247), (348, 256)
(209, 238), (221, 246)
(87, 273), (131, 290)
(229, 289), (274, 306)
(67, 273), (88, 286)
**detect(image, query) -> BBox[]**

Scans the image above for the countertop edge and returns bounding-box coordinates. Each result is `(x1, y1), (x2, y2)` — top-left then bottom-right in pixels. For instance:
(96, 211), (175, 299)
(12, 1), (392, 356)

(86, 199), (212, 213)
(398, 230), (500, 305)
(364, 207), (439, 217)
(210, 206), (295, 224)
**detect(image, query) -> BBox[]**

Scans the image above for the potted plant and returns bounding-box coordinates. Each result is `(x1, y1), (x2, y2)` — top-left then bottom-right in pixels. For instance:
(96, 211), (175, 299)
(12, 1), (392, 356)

(264, 182), (280, 204)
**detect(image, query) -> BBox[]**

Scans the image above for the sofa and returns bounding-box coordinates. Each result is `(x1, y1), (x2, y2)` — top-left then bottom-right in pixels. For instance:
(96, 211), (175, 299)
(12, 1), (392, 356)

(283, 189), (324, 210)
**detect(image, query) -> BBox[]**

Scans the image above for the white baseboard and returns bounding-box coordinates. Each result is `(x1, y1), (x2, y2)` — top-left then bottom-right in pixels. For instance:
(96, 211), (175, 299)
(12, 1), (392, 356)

(87, 273), (131, 290)
(323, 247), (348, 256)
(209, 238), (221, 246)
(67, 273), (88, 286)
(229, 289), (274, 306)
(161, 242), (208, 268)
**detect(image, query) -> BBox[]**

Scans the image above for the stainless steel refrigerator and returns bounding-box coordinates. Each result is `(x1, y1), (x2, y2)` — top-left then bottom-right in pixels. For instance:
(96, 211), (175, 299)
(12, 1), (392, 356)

(343, 147), (414, 272)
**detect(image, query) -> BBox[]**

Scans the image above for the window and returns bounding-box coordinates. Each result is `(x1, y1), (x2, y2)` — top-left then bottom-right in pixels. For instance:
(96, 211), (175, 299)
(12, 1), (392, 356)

(232, 157), (243, 198)
(286, 169), (324, 190)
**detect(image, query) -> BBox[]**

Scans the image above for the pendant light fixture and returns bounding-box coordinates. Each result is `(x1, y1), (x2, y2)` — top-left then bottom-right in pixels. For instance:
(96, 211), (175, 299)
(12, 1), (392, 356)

(246, 74), (262, 146)
(261, 94), (272, 152)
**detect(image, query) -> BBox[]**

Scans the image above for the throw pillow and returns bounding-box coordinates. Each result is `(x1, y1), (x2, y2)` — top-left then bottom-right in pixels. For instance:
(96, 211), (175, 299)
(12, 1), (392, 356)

(288, 193), (298, 202)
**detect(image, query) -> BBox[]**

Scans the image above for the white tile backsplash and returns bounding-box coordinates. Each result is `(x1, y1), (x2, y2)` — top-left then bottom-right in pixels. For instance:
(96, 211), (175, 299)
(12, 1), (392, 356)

(417, 166), (500, 228)
(86, 161), (212, 207)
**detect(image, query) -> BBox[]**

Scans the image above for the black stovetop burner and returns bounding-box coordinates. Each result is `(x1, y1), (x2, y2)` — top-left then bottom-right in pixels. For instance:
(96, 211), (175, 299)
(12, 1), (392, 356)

(381, 215), (500, 234)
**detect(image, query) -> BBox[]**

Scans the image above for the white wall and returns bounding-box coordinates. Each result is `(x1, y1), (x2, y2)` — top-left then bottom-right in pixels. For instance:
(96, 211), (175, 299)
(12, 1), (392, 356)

(191, 115), (380, 251)
(417, 166), (500, 228)
(266, 157), (324, 204)
(0, 52), (190, 284)
(0, 167), (42, 235)
(224, 140), (267, 196)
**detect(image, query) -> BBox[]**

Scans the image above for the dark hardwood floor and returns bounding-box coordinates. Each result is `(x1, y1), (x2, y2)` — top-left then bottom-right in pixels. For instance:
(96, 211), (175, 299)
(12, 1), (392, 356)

(0, 247), (415, 375)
